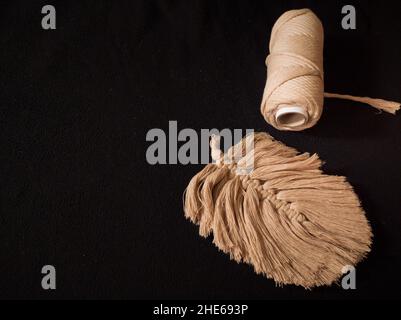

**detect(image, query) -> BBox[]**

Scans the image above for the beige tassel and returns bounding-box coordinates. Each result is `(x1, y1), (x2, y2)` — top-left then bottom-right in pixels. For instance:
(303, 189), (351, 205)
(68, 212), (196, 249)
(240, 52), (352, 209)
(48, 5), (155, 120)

(184, 133), (372, 288)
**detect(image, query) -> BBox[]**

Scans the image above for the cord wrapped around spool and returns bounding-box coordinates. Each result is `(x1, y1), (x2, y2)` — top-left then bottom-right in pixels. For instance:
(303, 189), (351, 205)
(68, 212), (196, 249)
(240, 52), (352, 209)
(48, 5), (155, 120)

(261, 9), (400, 131)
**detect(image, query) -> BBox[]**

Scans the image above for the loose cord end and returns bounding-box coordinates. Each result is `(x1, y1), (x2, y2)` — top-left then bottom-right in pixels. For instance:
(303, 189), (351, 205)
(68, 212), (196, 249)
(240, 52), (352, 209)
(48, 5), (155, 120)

(324, 92), (401, 114)
(210, 135), (223, 163)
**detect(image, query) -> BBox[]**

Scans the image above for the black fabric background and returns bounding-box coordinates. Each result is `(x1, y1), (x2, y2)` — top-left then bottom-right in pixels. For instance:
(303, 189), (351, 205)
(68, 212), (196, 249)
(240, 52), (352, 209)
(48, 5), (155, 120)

(0, 0), (400, 299)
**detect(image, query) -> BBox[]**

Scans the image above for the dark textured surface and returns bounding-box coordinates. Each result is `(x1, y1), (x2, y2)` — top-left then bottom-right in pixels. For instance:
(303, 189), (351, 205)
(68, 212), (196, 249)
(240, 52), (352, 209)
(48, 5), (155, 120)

(0, 0), (400, 299)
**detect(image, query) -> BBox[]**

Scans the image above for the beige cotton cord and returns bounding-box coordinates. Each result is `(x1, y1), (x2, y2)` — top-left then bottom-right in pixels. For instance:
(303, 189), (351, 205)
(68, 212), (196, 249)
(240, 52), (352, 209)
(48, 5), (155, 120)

(261, 9), (400, 131)
(184, 132), (372, 288)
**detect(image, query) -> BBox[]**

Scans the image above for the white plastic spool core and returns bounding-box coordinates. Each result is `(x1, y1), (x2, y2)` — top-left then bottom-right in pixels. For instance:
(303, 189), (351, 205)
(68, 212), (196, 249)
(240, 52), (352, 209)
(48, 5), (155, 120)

(275, 105), (308, 128)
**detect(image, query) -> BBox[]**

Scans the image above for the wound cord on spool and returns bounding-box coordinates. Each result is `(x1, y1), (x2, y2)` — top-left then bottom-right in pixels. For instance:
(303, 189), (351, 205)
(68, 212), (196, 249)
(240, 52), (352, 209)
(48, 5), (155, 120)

(261, 9), (400, 131)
